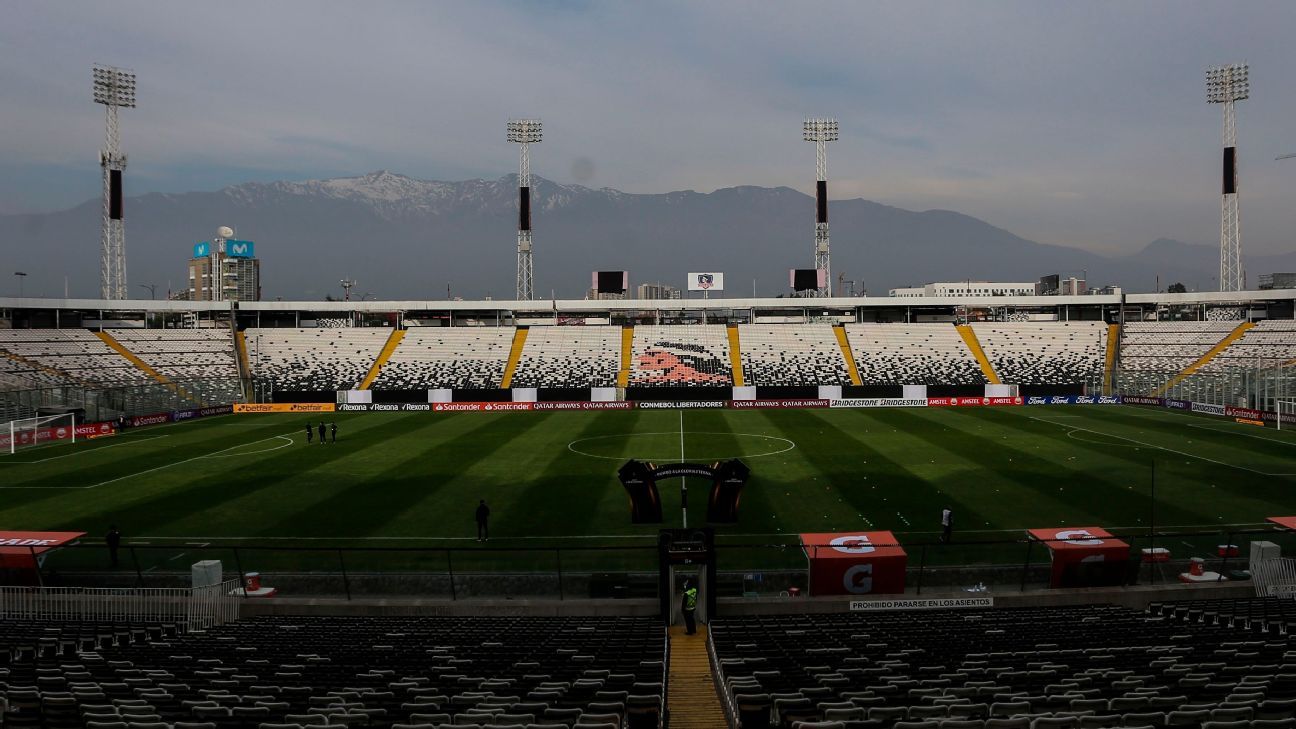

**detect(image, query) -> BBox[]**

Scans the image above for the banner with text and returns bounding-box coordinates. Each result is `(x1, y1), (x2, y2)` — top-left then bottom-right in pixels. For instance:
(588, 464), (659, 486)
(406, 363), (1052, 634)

(830, 398), (928, 408)
(234, 403), (337, 414)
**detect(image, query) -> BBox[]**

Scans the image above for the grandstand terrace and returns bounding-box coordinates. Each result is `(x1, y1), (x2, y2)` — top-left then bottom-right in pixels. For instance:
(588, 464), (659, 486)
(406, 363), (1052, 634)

(629, 324), (733, 387)
(371, 326), (514, 390)
(846, 323), (987, 386)
(0, 289), (1291, 407)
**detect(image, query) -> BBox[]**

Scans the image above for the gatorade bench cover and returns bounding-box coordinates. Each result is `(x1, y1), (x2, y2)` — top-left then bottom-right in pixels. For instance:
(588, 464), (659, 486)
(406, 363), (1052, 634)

(800, 531), (907, 596)
(1028, 526), (1130, 588)
(0, 531), (87, 569)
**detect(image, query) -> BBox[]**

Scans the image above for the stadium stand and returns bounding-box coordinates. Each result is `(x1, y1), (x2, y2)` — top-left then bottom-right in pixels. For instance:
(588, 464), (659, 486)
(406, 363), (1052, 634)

(0, 351), (81, 390)
(629, 325), (733, 387)
(738, 324), (851, 386)
(973, 322), (1107, 386)
(0, 329), (153, 387)
(1195, 320), (1296, 372)
(371, 327), (515, 390)
(245, 328), (391, 392)
(509, 326), (622, 388)
(712, 600), (1296, 729)
(1118, 322), (1242, 375)
(845, 324), (987, 386)
(0, 614), (666, 729)
(107, 329), (243, 404)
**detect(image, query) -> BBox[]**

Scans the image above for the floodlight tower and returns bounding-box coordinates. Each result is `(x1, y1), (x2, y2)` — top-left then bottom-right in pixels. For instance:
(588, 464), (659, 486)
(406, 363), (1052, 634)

(508, 119), (542, 300)
(1207, 63), (1249, 292)
(804, 118), (838, 297)
(93, 64), (136, 300)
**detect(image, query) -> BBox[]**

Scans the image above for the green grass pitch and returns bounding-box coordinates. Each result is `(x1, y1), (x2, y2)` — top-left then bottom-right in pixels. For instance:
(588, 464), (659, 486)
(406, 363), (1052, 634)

(2, 405), (1294, 575)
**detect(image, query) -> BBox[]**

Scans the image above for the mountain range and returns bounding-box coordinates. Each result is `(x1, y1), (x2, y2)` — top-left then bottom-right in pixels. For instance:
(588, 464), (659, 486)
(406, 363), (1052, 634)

(3, 170), (1293, 300)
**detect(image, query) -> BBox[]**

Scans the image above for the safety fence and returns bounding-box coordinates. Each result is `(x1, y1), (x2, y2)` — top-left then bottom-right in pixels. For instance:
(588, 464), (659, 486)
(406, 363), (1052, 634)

(0, 579), (241, 629)
(1250, 557), (1296, 599)
(12, 527), (1295, 602)
(0, 375), (243, 423)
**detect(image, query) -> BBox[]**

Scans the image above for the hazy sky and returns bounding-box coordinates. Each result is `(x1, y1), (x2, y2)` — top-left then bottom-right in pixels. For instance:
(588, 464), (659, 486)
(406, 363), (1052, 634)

(3, 1), (1296, 255)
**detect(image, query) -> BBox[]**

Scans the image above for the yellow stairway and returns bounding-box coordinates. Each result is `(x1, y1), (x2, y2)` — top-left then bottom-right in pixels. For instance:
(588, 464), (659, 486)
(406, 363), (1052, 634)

(359, 329), (406, 390)
(727, 325), (745, 387)
(1153, 321), (1254, 396)
(500, 327), (529, 388)
(95, 331), (201, 404)
(667, 625), (727, 728)
(834, 325), (863, 386)
(617, 325), (634, 388)
(1103, 324), (1120, 395)
(956, 324), (1001, 384)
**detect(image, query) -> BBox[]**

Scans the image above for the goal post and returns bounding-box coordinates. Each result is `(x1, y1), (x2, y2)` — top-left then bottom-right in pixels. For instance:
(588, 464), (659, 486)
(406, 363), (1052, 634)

(1279, 400), (1296, 431)
(4, 413), (77, 455)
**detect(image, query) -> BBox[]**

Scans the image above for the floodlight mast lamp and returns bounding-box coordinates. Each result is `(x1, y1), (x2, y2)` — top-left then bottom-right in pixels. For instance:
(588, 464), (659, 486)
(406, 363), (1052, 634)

(804, 118), (838, 297)
(508, 119), (542, 301)
(93, 64), (135, 300)
(1207, 63), (1249, 293)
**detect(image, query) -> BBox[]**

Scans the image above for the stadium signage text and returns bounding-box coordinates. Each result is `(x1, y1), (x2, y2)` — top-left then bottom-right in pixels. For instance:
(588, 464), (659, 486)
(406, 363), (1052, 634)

(430, 402), (535, 412)
(337, 403), (432, 412)
(1123, 396), (1164, 406)
(637, 401), (728, 409)
(927, 396), (1023, 406)
(731, 399), (830, 409)
(1191, 402), (1227, 416)
(234, 403), (337, 413)
(1026, 395), (1120, 405)
(0, 421), (117, 450)
(829, 398), (926, 408)
(533, 401), (634, 411)
(849, 597), (993, 611)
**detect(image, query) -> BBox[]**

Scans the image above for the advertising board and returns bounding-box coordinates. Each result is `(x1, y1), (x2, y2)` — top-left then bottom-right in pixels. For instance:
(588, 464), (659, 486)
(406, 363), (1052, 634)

(233, 403), (336, 413)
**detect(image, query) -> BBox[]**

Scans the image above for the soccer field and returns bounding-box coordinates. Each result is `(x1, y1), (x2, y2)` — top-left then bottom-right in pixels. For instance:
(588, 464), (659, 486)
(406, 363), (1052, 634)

(3, 405), (1294, 555)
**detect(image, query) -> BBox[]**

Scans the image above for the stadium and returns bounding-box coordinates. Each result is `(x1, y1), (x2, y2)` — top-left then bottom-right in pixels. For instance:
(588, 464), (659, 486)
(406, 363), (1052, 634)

(4, 8), (1296, 729)
(3, 289), (1296, 727)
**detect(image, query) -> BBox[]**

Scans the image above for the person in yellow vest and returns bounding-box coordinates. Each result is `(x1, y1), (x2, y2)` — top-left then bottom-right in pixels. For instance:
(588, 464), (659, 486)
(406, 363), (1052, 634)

(681, 579), (698, 635)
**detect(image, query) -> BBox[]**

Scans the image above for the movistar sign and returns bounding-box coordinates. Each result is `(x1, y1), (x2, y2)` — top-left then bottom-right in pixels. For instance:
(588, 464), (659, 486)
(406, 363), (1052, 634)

(193, 241), (210, 258)
(225, 240), (255, 258)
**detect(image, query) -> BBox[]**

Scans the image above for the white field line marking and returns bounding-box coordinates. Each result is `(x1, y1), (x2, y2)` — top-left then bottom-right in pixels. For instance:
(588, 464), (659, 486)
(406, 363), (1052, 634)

(0, 435), (169, 464)
(679, 410), (685, 462)
(1065, 429), (1144, 450)
(567, 432), (795, 461)
(199, 435), (293, 459)
(1186, 422), (1296, 446)
(1029, 416), (1296, 477)
(0, 431), (300, 489)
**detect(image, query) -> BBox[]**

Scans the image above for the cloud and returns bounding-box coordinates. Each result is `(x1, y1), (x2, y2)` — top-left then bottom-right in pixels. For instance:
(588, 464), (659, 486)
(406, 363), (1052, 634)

(2, 0), (1296, 255)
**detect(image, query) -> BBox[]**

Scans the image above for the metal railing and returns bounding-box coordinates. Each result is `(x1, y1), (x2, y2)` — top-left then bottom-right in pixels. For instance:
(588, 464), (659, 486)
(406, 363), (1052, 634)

(0, 579), (241, 629)
(1115, 363), (1296, 410)
(19, 526), (1296, 602)
(0, 375), (242, 422)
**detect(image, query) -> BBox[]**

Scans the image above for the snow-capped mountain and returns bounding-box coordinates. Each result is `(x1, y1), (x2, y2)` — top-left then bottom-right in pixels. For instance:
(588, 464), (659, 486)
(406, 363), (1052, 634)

(3, 170), (1293, 300)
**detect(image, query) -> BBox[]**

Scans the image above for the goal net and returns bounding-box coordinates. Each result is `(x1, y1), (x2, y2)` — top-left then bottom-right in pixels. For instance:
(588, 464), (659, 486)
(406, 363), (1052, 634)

(1278, 400), (1296, 431)
(3, 413), (77, 455)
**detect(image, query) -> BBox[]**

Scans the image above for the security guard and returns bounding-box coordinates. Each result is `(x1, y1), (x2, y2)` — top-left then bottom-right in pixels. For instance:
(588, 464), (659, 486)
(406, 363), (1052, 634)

(681, 579), (698, 635)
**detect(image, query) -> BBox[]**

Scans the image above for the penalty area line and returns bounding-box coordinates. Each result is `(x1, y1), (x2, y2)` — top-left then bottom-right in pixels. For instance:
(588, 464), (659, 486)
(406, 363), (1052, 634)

(0, 434), (170, 464)
(0, 431), (300, 489)
(1027, 415), (1293, 476)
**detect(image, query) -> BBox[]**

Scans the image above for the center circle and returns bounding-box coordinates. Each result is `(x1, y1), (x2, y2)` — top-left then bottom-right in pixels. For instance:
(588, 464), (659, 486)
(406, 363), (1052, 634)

(567, 431), (796, 461)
